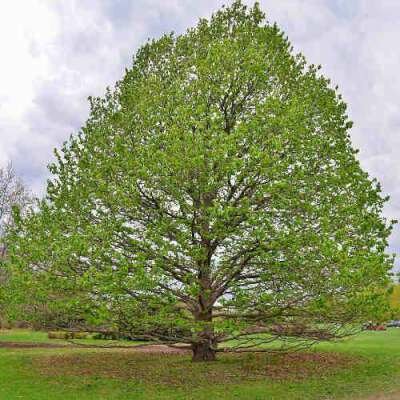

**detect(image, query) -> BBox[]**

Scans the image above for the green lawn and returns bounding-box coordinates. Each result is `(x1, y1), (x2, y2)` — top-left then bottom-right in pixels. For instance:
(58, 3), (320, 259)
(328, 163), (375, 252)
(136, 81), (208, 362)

(0, 328), (400, 399)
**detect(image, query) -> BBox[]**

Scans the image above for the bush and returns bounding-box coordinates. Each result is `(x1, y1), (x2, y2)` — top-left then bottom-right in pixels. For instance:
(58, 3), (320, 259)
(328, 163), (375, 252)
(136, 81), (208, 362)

(48, 331), (68, 339)
(48, 331), (89, 340)
(0, 318), (11, 329)
(71, 332), (88, 339)
(92, 332), (120, 340)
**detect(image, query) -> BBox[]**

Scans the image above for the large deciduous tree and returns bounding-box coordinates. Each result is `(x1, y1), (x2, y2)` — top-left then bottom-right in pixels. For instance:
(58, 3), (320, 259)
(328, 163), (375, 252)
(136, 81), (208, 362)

(7, 1), (394, 361)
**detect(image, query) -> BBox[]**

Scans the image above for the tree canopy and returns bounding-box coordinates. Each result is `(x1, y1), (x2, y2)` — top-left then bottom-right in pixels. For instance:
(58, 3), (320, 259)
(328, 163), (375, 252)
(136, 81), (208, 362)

(5, 1), (394, 361)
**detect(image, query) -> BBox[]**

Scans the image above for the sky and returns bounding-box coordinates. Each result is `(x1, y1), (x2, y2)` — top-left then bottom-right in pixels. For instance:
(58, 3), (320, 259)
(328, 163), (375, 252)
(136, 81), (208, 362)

(0, 0), (399, 264)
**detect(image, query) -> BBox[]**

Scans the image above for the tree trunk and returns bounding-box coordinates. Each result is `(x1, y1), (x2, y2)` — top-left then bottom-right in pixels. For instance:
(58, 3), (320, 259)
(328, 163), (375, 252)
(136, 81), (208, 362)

(192, 340), (216, 361)
(193, 238), (216, 361)
(191, 308), (217, 362)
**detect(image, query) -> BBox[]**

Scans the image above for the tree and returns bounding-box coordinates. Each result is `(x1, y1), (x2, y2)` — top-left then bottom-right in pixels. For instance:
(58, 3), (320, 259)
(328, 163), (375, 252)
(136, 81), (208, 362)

(0, 163), (32, 256)
(6, 1), (394, 361)
(0, 163), (33, 325)
(389, 284), (400, 318)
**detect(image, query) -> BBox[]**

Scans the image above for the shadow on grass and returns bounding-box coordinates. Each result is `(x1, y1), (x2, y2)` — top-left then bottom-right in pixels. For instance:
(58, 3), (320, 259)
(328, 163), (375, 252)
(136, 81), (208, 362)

(35, 349), (359, 388)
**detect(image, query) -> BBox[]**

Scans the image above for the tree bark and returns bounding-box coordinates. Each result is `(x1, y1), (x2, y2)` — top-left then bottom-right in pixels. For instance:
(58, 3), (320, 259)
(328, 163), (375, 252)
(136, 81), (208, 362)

(191, 340), (216, 361)
(191, 308), (217, 362)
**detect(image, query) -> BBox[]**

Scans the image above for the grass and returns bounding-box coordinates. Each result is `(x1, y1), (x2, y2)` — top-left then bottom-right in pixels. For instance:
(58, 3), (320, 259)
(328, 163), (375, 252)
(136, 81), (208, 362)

(0, 328), (400, 399)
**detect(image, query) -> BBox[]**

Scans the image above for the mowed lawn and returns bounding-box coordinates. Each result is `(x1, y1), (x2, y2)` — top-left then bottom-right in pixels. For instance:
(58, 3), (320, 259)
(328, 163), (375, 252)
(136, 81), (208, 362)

(1, 329), (400, 399)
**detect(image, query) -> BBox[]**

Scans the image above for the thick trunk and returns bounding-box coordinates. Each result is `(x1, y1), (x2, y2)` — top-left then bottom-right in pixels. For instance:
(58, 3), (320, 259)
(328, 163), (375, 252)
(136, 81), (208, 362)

(192, 340), (216, 361)
(192, 226), (216, 362)
(191, 307), (217, 362)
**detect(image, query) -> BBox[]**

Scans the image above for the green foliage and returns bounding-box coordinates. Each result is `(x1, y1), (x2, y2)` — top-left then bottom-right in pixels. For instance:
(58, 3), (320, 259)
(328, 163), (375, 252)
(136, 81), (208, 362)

(389, 284), (400, 318)
(4, 1), (394, 359)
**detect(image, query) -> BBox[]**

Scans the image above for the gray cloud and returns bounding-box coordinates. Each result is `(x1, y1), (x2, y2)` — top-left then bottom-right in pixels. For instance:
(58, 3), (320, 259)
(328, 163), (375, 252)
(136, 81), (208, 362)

(0, 0), (399, 265)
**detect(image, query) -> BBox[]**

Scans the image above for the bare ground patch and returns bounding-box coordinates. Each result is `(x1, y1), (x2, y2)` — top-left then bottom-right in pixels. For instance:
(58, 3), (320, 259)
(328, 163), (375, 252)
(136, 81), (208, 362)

(35, 349), (359, 388)
(362, 392), (400, 400)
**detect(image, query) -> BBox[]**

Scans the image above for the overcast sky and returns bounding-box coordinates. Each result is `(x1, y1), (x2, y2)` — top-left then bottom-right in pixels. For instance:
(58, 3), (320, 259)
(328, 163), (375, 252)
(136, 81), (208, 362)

(0, 0), (399, 264)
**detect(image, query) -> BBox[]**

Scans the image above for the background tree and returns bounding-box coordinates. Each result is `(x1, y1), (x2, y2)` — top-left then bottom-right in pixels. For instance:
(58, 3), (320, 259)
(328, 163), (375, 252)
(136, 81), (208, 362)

(0, 163), (32, 256)
(388, 284), (400, 319)
(0, 163), (33, 326)
(6, 1), (394, 361)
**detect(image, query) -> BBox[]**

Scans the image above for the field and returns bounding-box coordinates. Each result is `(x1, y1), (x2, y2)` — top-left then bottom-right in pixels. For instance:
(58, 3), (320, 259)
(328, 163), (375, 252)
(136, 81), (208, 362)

(0, 329), (400, 399)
